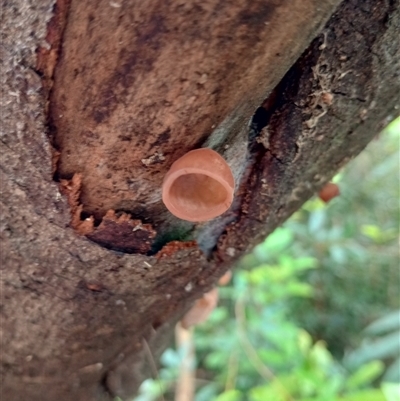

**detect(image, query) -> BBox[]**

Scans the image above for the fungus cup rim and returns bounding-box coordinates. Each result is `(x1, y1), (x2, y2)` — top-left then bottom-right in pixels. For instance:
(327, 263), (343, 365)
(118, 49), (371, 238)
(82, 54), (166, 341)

(162, 149), (234, 222)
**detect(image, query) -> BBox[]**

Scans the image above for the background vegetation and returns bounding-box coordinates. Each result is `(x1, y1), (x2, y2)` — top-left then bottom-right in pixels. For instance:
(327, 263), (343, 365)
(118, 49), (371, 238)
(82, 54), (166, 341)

(130, 116), (400, 401)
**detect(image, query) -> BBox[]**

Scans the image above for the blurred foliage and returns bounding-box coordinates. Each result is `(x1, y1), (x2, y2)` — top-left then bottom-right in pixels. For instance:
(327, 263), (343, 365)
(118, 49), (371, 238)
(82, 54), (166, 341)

(283, 117), (399, 356)
(345, 310), (400, 383)
(131, 117), (400, 401)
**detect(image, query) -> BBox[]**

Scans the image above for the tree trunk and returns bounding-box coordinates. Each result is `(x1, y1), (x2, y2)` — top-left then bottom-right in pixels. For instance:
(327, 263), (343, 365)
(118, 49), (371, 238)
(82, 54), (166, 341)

(1, 0), (399, 400)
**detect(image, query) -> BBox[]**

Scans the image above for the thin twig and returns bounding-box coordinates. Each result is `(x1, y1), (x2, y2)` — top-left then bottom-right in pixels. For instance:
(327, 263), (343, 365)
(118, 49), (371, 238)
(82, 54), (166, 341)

(235, 296), (295, 401)
(142, 337), (166, 401)
(225, 350), (239, 391)
(175, 323), (196, 401)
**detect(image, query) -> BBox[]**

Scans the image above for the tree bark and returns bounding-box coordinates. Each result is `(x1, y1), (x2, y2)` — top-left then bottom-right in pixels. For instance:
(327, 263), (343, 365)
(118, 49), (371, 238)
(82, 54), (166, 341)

(1, 0), (399, 400)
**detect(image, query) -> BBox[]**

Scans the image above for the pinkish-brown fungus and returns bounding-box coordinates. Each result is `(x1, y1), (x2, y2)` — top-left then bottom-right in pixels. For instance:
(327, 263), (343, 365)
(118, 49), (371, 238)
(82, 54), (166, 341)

(162, 148), (235, 222)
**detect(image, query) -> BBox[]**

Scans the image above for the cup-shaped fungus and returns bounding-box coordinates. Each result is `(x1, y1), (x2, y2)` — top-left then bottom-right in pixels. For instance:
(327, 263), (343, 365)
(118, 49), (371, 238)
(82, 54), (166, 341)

(162, 148), (235, 222)
(181, 288), (219, 329)
(318, 182), (340, 203)
(218, 270), (232, 286)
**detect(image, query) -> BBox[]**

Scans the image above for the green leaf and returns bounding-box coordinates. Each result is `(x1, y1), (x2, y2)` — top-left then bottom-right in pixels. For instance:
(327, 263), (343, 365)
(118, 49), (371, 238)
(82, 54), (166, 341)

(215, 389), (243, 401)
(381, 382), (400, 401)
(134, 379), (168, 401)
(303, 197), (326, 212)
(383, 357), (400, 383)
(308, 209), (327, 234)
(291, 256), (319, 271)
(258, 348), (289, 367)
(249, 384), (284, 401)
(256, 228), (293, 258)
(247, 265), (276, 283)
(204, 351), (227, 370)
(308, 340), (332, 369)
(360, 225), (398, 243)
(195, 383), (219, 401)
(208, 307), (229, 324)
(285, 281), (314, 297)
(160, 348), (180, 369)
(338, 389), (386, 401)
(329, 245), (347, 264)
(345, 360), (385, 390)
(384, 115), (400, 136)
(298, 330), (313, 355)
(364, 310), (400, 336)
(346, 331), (400, 368)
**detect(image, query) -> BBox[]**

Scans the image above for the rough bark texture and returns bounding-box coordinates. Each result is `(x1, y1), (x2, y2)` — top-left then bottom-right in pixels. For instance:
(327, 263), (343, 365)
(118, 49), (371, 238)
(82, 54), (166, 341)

(50, 0), (339, 221)
(49, 0), (341, 252)
(1, 1), (399, 401)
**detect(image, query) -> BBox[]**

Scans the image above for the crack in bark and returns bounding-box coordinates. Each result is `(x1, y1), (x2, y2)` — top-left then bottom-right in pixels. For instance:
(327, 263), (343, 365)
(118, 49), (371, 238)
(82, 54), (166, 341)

(331, 90), (367, 102)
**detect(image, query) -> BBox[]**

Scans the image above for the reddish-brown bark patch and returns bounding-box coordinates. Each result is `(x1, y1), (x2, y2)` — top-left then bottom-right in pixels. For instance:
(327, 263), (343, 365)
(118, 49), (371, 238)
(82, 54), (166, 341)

(51, 149), (61, 175)
(59, 175), (158, 249)
(86, 210), (156, 254)
(36, 0), (71, 93)
(59, 174), (94, 235)
(77, 279), (109, 293)
(156, 240), (198, 259)
(59, 173), (91, 234)
(60, 173), (81, 209)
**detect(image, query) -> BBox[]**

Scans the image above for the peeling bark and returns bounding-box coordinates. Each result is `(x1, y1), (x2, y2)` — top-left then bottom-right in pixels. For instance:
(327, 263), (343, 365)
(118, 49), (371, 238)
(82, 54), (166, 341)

(1, 0), (399, 400)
